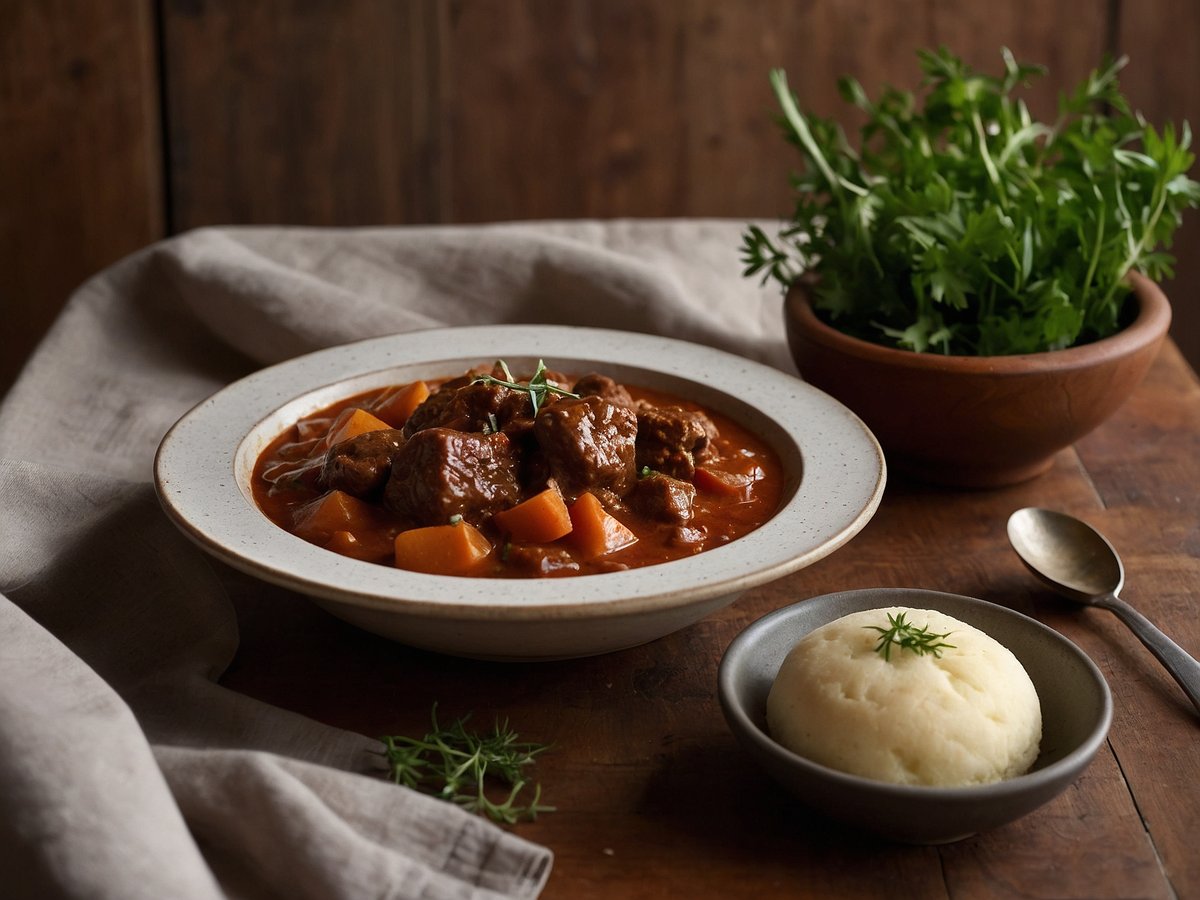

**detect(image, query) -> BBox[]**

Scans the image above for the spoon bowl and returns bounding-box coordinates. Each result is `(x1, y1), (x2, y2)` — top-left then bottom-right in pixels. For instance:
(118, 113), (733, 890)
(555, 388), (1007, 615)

(1007, 508), (1124, 600)
(1007, 507), (1200, 716)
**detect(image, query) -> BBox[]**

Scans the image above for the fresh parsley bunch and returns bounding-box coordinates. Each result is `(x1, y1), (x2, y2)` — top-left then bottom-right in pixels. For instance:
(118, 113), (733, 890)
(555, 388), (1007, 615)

(742, 48), (1200, 355)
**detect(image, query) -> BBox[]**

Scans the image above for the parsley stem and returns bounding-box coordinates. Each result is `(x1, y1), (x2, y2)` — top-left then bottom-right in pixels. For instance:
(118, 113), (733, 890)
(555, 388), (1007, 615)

(771, 69), (842, 198)
(972, 110), (1007, 211)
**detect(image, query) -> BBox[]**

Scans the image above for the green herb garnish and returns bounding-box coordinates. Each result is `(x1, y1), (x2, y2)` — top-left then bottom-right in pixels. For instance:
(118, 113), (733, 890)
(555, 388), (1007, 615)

(866, 611), (956, 661)
(472, 359), (579, 417)
(380, 706), (554, 824)
(742, 48), (1200, 355)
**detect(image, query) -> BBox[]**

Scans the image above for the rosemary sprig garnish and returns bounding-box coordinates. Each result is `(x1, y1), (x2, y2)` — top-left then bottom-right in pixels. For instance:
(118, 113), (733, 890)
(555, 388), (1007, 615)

(379, 705), (554, 824)
(866, 611), (956, 661)
(472, 359), (579, 417)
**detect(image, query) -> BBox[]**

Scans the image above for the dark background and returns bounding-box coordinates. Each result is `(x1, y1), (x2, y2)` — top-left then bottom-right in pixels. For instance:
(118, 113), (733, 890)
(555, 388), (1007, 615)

(3, 0), (1198, 395)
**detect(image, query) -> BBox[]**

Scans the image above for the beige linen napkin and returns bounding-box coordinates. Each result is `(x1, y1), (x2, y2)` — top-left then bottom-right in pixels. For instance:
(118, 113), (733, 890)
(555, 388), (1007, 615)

(0, 221), (786, 898)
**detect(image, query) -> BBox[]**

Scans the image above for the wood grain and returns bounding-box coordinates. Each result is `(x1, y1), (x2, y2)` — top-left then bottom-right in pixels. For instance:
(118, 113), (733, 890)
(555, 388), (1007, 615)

(1115, 0), (1200, 404)
(3, 0), (1199, 389)
(442, 0), (1109, 221)
(1071, 342), (1200, 900)
(220, 342), (1199, 898)
(160, 0), (445, 229)
(442, 0), (815, 220)
(0, 0), (163, 392)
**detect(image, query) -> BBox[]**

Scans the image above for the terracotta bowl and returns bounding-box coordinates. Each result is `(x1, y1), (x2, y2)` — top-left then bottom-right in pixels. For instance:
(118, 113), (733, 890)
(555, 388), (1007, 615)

(784, 272), (1171, 487)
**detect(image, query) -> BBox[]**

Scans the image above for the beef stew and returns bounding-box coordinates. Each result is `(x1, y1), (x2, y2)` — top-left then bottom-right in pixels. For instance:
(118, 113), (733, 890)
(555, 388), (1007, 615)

(252, 361), (783, 577)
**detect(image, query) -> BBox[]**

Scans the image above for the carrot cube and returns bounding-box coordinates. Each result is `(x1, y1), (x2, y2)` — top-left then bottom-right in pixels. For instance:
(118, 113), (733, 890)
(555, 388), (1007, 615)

(326, 407), (392, 446)
(492, 484), (573, 544)
(567, 492), (638, 560)
(693, 466), (756, 501)
(292, 490), (380, 544)
(373, 380), (431, 427)
(394, 521), (494, 576)
(324, 530), (379, 561)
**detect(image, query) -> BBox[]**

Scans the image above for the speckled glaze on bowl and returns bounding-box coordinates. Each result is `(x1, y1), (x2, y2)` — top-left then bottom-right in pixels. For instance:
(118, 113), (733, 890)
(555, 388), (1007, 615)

(154, 325), (886, 660)
(718, 588), (1112, 843)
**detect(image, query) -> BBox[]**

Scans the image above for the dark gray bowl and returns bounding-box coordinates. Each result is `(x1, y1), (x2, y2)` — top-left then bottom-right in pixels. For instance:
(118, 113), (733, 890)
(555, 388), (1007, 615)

(718, 588), (1112, 844)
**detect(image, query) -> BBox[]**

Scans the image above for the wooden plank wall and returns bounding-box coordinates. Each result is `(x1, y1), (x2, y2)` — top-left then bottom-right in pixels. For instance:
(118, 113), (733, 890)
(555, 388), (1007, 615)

(1, 1), (163, 391)
(3, 0), (1198, 394)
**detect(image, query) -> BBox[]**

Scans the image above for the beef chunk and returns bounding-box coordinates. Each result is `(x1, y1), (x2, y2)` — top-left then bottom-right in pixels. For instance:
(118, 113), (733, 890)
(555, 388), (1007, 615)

(318, 428), (406, 498)
(532, 395), (637, 503)
(404, 362), (575, 438)
(635, 403), (719, 480)
(669, 524), (707, 547)
(401, 386), (458, 435)
(404, 379), (531, 436)
(514, 439), (552, 495)
(384, 428), (520, 526)
(629, 473), (696, 523)
(572, 373), (634, 408)
(502, 544), (581, 577)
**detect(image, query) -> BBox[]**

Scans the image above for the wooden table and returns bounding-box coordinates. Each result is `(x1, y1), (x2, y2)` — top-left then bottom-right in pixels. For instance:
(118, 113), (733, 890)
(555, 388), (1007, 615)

(223, 341), (1200, 899)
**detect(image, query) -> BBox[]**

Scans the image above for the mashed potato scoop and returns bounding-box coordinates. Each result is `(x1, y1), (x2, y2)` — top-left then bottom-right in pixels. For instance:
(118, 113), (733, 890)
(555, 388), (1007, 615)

(766, 606), (1042, 787)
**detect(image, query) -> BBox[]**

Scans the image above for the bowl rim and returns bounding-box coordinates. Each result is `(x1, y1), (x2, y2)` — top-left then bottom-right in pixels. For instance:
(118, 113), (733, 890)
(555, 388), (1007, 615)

(785, 270), (1170, 374)
(154, 325), (887, 622)
(718, 587), (1114, 800)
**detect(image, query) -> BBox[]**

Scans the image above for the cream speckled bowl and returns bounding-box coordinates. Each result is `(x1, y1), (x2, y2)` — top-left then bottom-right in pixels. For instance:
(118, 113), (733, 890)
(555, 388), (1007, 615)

(155, 325), (885, 660)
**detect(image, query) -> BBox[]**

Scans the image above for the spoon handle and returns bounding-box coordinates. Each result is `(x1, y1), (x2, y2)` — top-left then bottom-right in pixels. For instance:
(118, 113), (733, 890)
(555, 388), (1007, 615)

(1096, 594), (1200, 716)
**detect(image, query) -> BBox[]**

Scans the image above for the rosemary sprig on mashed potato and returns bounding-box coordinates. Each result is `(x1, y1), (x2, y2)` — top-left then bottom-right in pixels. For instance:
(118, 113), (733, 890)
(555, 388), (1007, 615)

(766, 606), (1042, 787)
(866, 610), (956, 661)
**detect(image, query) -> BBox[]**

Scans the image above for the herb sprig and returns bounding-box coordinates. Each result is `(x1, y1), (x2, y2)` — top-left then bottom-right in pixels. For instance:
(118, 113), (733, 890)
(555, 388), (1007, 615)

(866, 611), (956, 661)
(742, 48), (1200, 355)
(380, 706), (554, 824)
(472, 359), (578, 417)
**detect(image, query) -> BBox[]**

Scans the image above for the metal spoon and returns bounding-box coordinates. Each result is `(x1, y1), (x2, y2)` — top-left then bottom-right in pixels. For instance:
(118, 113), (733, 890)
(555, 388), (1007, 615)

(1007, 507), (1200, 716)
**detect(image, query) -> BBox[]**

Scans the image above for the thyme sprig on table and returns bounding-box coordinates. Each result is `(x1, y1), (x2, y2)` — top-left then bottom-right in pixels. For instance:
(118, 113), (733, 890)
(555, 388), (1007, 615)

(380, 706), (554, 824)
(472, 359), (578, 417)
(866, 612), (956, 661)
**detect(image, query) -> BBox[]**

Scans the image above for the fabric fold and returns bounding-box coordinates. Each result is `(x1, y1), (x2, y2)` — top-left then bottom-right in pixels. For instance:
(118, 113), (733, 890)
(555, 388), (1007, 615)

(0, 220), (780, 898)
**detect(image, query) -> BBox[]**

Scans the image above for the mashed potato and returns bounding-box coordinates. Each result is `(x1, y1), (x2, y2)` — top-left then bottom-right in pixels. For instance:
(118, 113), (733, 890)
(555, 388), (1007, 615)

(766, 607), (1041, 787)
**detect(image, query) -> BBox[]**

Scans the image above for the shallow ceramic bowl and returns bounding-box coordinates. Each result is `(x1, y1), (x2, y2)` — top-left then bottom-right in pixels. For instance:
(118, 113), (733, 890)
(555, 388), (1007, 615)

(155, 325), (886, 661)
(718, 587), (1112, 843)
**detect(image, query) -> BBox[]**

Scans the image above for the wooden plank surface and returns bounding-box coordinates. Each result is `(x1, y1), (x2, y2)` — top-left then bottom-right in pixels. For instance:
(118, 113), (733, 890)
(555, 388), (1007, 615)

(157, 0), (1114, 224)
(1116, 0), (1200, 410)
(160, 0), (446, 230)
(1069, 342), (1200, 900)
(443, 0), (1109, 221)
(222, 343), (1199, 899)
(0, 0), (163, 392)
(7, 0), (1200, 390)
